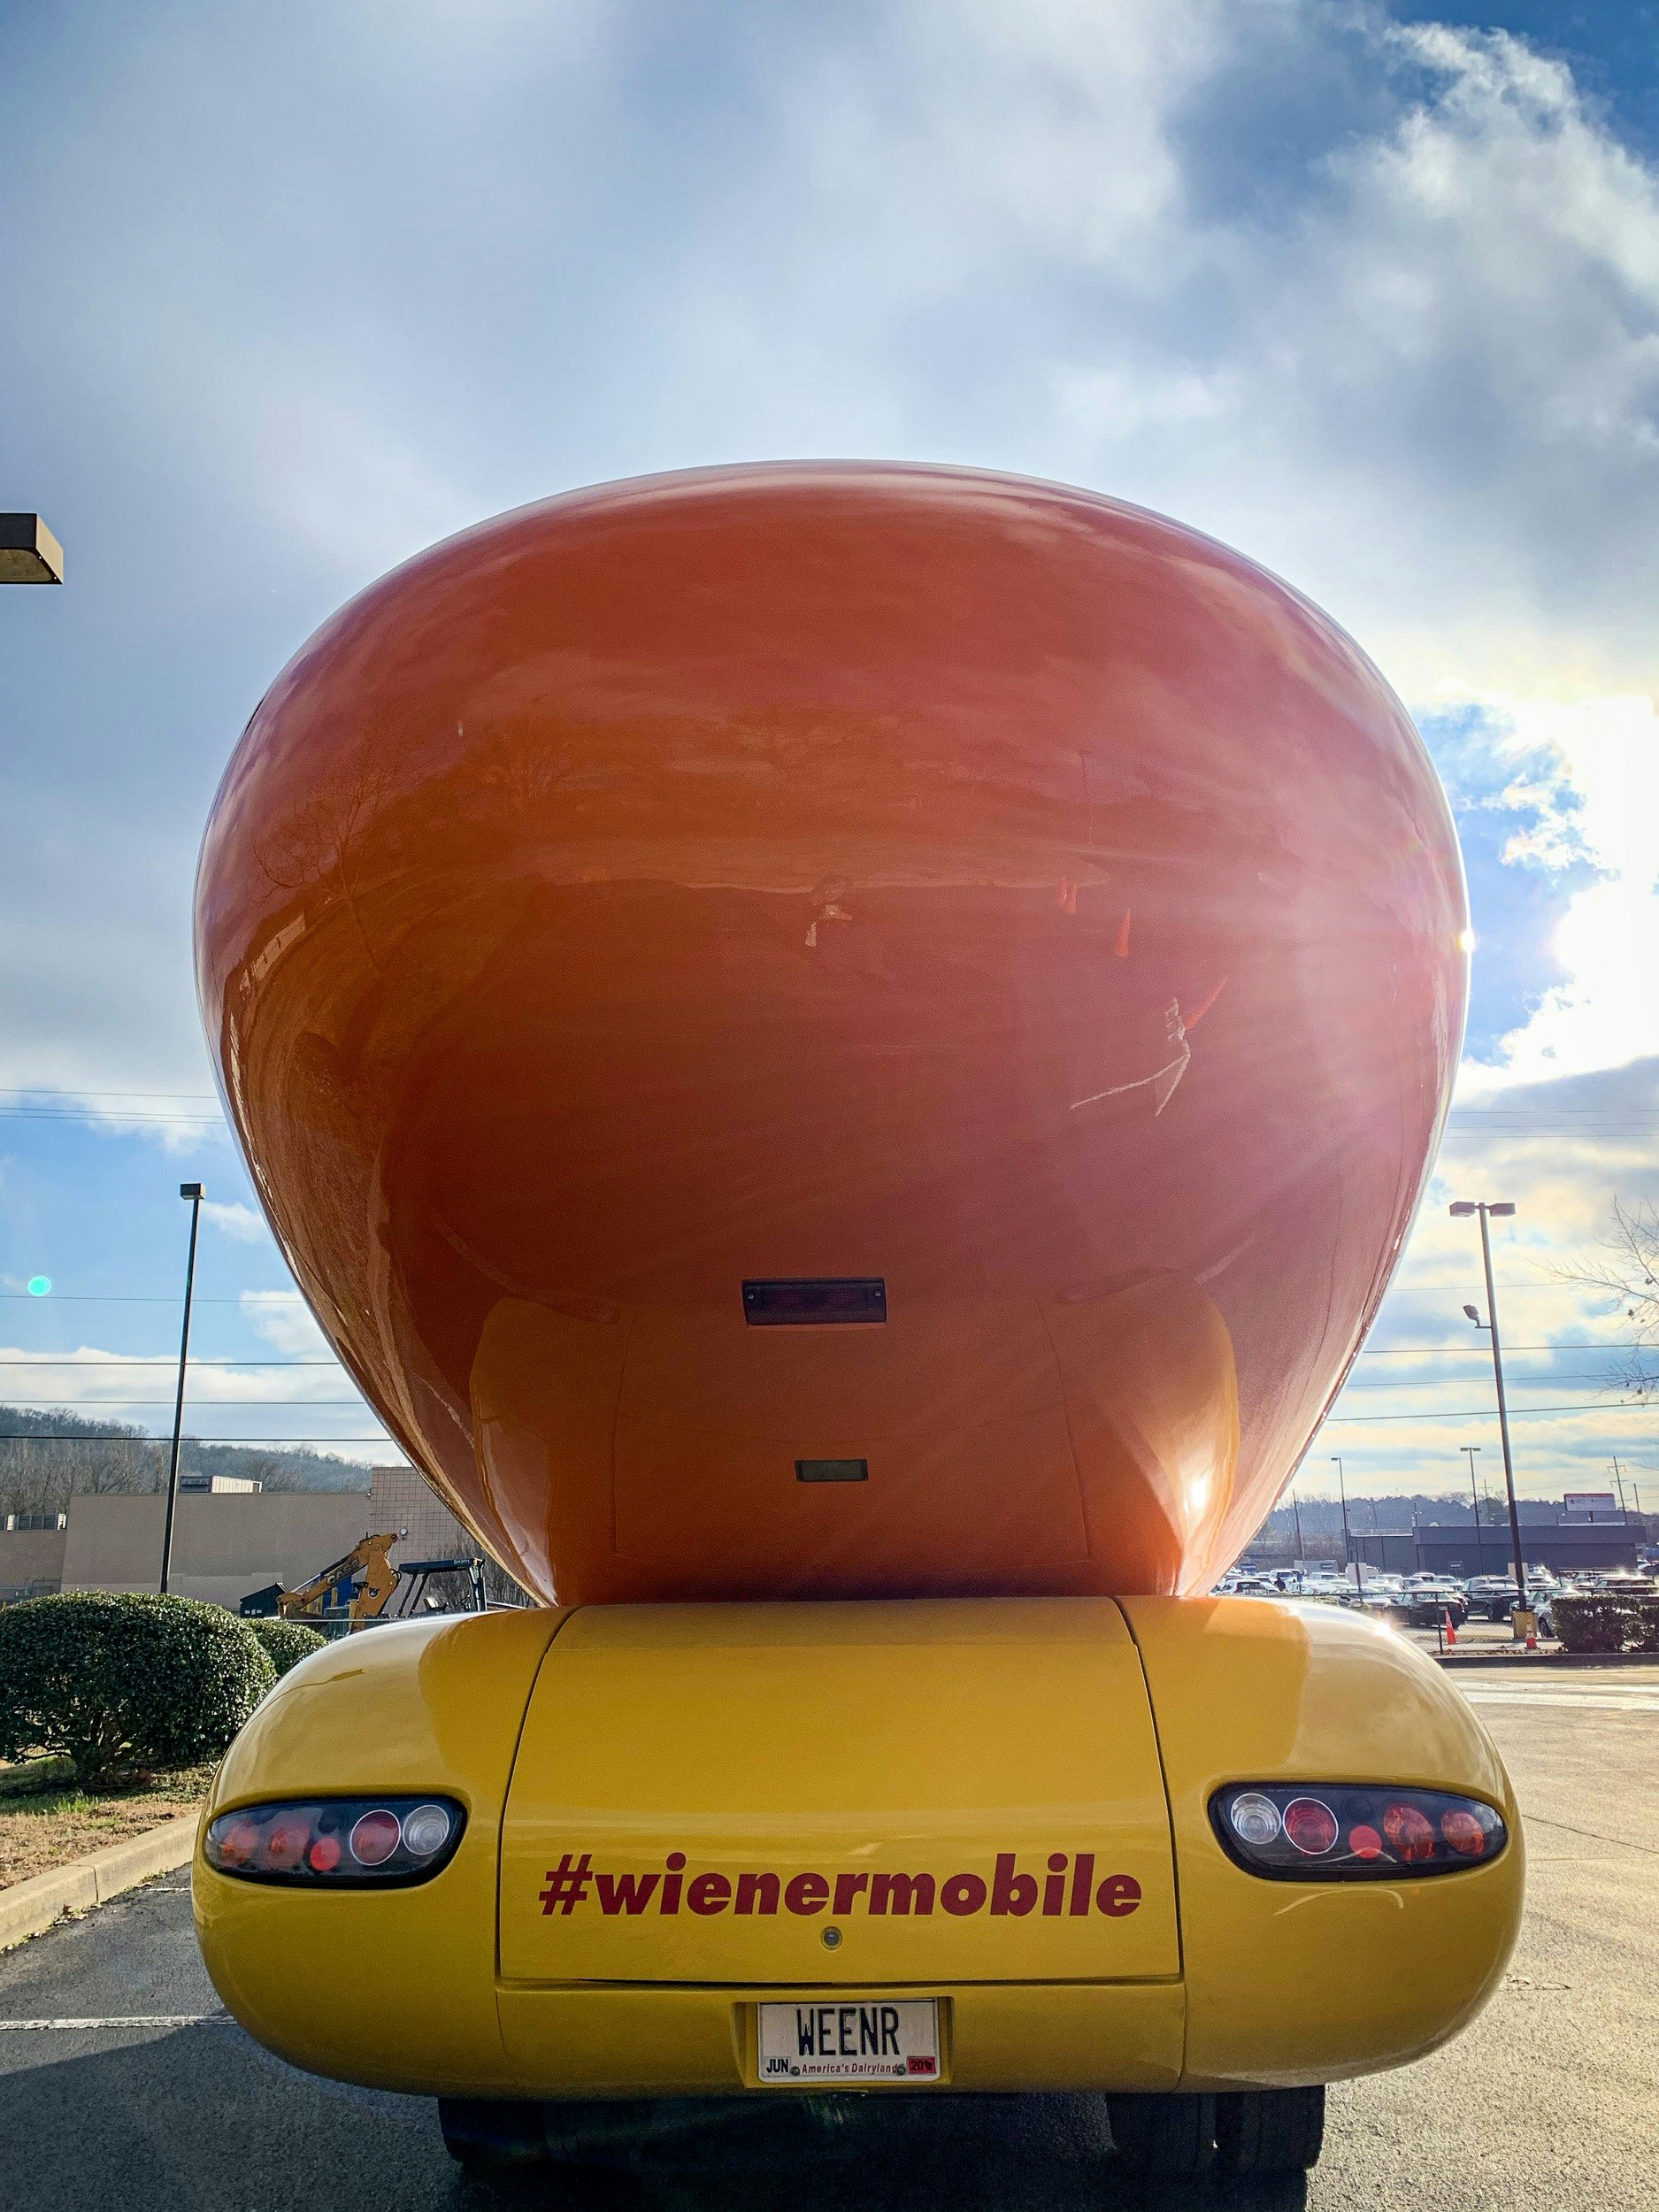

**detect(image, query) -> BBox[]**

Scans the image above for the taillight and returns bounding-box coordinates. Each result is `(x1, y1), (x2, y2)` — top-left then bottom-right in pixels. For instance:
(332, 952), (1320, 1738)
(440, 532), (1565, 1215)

(1210, 1783), (1506, 1880)
(204, 1797), (465, 1887)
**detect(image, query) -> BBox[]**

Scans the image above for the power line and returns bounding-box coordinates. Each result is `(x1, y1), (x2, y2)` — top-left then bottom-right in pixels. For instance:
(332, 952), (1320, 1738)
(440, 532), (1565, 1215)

(0, 1433), (393, 1445)
(0, 1089), (219, 1102)
(1321, 1401), (1658, 1425)
(0, 1111), (227, 1126)
(1, 1294), (272, 1304)
(1355, 1342), (1642, 1356)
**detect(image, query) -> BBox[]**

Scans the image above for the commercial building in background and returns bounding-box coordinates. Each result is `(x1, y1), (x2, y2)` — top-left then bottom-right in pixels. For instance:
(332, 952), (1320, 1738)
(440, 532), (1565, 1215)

(0, 1464), (476, 1612)
(0, 1518), (70, 1604)
(1351, 1518), (1642, 1577)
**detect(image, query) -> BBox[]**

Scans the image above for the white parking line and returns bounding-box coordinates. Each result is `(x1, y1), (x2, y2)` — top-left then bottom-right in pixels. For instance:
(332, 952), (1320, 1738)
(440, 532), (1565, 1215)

(1461, 1690), (1659, 1711)
(0, 2016), (229, 2032)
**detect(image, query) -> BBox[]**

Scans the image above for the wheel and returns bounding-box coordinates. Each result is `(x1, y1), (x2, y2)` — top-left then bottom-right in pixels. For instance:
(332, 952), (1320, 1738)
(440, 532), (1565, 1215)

(1105, 2093), (1217, 2175)
(437, 2098), (549, 2177)
(1214, 2085), (1325, 2173)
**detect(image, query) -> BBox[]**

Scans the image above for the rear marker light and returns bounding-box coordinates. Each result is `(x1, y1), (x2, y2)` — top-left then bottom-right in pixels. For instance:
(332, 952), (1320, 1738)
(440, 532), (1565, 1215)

(204, 1796), (465, 1888)
(1211, 1784), (1507, 1881)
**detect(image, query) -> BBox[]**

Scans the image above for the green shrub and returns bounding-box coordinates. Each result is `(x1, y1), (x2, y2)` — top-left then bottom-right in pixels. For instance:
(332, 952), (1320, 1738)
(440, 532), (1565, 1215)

(1551, 1592), (1659, 1655)
(0, 1592), (276, 1786)
(243, 1618), (327, 1678)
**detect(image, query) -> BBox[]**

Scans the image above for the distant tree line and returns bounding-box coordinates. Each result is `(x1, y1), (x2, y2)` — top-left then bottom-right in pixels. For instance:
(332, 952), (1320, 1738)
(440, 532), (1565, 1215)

(0, 1405), (371, 1524)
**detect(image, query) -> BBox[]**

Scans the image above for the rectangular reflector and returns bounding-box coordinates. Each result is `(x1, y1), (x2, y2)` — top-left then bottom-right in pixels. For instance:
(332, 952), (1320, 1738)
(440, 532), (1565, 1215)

(742, 1278), (887, 1325)
(796, 1459), (869, 1483)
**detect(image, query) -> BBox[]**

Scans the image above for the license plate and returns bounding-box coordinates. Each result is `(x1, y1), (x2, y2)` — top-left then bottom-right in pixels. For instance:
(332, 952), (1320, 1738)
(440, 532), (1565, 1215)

(757, 1999), (941, 2085)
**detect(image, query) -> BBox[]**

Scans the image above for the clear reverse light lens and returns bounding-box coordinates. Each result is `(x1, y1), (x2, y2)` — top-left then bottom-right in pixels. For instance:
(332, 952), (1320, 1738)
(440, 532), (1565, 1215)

(401, 1802), (453, 1858)
(1228, 1792), (1282, 1847)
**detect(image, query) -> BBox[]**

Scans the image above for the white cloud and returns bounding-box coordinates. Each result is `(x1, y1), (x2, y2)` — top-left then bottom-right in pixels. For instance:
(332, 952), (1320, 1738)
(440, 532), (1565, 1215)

(240, 1290), (334, 1356)
(202, 1199), (267, 1242)
(0, 1340), (356, 1414)
(1449, 693), (1659, 1088)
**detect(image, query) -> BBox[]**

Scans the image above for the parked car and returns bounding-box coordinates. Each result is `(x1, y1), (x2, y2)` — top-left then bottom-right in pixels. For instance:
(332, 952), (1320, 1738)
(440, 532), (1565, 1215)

(1394, 1580), (1471, 1629)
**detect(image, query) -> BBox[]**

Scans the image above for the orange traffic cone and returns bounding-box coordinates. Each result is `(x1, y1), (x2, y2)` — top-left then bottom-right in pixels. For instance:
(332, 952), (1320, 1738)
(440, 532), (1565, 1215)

(1444, 1609), (1456, 1646)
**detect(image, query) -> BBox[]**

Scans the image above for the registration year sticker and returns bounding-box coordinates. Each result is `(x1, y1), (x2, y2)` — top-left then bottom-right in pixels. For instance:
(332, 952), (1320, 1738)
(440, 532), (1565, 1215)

(757, 1999), (941, 2085)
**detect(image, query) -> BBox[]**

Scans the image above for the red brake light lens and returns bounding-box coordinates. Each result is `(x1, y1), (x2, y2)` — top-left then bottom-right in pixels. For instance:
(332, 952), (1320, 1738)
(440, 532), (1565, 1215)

(1383, 1802), (1436, 1863)
(1282, 1797), (1339, 1855)
(1440, 1808), (1492, 1858)
(204, 1797), (465, 1887)
(1211, 1784), (1506, 1880)
(349, 1809), (403, 1866)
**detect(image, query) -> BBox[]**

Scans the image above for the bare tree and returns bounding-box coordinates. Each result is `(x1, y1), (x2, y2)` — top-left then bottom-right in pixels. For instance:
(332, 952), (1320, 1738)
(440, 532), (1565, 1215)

(1554, 1197), (1659, 1400)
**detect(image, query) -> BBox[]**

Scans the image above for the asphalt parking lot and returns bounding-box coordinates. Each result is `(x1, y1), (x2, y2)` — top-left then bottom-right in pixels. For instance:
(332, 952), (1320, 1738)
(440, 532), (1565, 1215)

(1, 1665), (1655, 2212)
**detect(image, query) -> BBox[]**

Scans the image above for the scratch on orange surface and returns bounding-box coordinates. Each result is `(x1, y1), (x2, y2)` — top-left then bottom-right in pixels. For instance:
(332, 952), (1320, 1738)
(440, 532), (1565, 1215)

(1113, 909), (1132, 958)
(1184, 977), (1230, 1027)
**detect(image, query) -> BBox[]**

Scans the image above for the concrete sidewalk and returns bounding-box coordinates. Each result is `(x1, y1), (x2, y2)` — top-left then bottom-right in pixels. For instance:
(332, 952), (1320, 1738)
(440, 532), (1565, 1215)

(0, 1813), (199, 1953)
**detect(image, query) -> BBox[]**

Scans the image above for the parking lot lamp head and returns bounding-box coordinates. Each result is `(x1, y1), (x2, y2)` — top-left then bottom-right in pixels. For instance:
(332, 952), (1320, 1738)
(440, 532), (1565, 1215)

(0, 514), (64, 583)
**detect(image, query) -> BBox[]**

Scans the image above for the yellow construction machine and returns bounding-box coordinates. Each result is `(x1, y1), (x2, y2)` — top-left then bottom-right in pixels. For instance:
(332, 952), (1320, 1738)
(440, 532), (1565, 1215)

(240, 1532), (403, 1630)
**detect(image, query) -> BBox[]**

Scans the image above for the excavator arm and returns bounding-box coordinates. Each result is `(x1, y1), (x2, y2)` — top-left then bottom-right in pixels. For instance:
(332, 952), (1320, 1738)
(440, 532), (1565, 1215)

(277, 1532), (403, 1626)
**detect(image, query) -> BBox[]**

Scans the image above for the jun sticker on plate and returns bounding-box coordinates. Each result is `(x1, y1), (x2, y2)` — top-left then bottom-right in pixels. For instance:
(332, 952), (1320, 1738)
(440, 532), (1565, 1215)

(757, 1999), (941, 2084)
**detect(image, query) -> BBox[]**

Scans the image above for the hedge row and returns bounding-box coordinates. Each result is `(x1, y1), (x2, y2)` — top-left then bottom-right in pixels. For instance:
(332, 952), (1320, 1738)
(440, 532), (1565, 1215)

(1549, 1592), (1659, 1655)
(243, 1617), (328, 1678)
(0, 1592), (323, 1786)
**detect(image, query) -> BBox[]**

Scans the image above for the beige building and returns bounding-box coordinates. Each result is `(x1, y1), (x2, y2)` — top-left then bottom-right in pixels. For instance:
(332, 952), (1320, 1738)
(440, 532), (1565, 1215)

(61, 1491), (378, 1612)
(42, 1465), (475, 1614)
(0, 1524), (71, 1603)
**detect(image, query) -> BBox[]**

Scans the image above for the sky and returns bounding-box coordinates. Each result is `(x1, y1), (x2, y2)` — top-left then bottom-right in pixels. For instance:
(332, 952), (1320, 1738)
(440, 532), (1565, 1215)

(4, 0), (1659, 1513)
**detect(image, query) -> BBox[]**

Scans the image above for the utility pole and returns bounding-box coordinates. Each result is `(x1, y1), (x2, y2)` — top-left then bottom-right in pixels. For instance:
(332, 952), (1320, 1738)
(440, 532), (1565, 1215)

(1290, 1483), (1304, 1561)
(160, 1182), (205, 1596)
(1462, 1444), (1484, 1572)
(1451, 1200), (1528, 1632)
(1332, 1455), (1359, 1590)
(1611, 1457), (1629, 1518)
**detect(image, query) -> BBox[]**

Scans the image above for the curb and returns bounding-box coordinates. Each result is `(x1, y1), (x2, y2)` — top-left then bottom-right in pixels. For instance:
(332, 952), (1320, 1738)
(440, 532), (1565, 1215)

(1433, 1650), (1659, 1670)
(0, 1810), (201, 1953)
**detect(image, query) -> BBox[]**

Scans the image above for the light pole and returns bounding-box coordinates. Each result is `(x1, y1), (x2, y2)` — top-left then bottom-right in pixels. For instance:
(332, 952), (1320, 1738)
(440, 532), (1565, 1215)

(1461, 1444), (1484, 1573)
(1290, 1483), (1304, 1562)
(1451, 1199), (1528, 1629)
(1332, 1455), (1359, 1590)
(0, 514), (65, 584)
(160, 1182), (205, 1596)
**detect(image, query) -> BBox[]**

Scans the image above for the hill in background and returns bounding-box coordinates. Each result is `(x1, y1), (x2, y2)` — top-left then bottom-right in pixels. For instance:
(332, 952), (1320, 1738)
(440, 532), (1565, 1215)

(0, 1403), (372, 1521)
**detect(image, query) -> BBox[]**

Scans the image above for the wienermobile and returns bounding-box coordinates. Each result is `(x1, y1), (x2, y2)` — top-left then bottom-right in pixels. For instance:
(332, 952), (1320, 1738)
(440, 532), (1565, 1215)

(192, 464), (1522, 2181)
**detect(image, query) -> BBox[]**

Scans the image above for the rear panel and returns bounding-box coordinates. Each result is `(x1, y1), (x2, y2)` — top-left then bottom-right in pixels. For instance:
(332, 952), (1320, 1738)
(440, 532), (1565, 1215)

(498, 1598), (1178, 1988)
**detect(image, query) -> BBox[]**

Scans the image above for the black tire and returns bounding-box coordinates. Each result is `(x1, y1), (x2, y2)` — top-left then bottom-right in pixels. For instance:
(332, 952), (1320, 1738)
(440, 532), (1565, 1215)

(1106, 2093), (1217, 2176)
(437, 2098), (549, 2177)
(1214, 2085), (1325, 2173)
